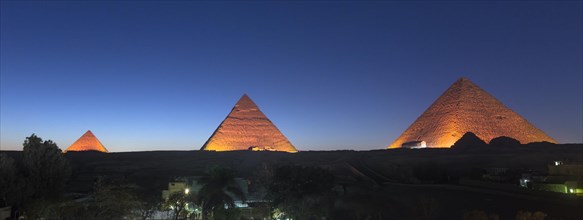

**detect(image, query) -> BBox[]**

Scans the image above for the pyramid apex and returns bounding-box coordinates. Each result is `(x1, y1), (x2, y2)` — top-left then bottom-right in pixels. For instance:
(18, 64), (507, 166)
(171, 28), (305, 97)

(452, 77), (481, 89)
(235, 93), (259, 110)
(238, 93), (252, 101)
(456, 77), (472, 83)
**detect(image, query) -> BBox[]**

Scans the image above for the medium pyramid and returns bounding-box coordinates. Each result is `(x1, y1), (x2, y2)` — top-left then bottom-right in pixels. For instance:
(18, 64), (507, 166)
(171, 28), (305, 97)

(388, 77), (556, 148)
(65, 130), (109, 152)
(201, 94), (297, 152)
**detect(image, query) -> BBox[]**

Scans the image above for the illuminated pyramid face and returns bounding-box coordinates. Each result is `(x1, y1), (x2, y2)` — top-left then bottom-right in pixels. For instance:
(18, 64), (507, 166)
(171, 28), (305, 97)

(201, 94), (297, 152)
(388, 78), (556, 148)
(65, 130), (109, 153)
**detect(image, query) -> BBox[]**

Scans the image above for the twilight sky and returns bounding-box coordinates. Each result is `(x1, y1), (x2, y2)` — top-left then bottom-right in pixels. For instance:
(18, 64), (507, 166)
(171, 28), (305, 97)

(1, 1), (581, 152)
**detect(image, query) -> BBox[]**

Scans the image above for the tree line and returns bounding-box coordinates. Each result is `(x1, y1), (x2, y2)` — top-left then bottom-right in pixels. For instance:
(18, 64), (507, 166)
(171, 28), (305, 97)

(0, 134), (558, 220)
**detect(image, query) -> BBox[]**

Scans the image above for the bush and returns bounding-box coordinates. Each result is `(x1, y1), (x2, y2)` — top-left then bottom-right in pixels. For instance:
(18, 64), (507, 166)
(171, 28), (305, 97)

(268, 165), (336, 220)
(463, 210), (499, 220)
(515, 210), (547, 220)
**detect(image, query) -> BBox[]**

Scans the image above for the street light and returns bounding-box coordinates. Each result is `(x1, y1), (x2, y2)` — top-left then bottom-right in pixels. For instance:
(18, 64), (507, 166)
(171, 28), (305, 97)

(185, 188), (190, 195)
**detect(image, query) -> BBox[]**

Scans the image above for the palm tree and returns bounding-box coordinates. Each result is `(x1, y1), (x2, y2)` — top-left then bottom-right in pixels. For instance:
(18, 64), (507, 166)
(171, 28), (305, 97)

(198, 167), (246, 219)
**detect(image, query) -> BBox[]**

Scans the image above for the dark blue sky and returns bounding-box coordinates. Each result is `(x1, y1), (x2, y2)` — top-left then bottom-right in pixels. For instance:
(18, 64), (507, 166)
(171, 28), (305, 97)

(1, 1), (581, 151)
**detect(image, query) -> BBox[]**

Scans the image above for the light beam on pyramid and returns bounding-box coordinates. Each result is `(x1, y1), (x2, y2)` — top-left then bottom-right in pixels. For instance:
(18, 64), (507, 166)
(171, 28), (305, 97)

(201, 94), (297, 152)
(65, 130), (109, 153)
(388, 77), (556, 148)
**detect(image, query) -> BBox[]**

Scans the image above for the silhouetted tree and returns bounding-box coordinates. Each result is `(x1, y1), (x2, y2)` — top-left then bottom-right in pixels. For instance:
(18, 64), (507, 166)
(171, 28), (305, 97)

(212, 206), (242, 220)
(335, 192), (386, 220)
(0, 154), (22, 207)
(136, 188), (163, 220)
(85, 177), (142, 219)
(268, 165), (336, 220)
(164, 190), (199, 220)
(22, 134), (71, 200)
(249, 163), (275, 199)
(515, 210), (547, 220)
(8, 134), (72, 218)
(198, 166), (246, 219)
(31, 177), (160, 219)
(463, 210), (499, 220)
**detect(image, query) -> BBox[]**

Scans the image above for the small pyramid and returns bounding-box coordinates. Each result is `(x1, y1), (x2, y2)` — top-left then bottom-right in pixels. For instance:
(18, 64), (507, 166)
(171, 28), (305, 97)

(388, 78), (556, 148)
(201, 94), (297, 152)
(65, 130), (109, 153)
(451, 132), (487, 149)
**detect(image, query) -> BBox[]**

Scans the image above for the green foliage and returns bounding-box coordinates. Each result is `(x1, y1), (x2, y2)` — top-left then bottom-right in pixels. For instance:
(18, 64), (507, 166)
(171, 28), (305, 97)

(249, 163), (275, 199)
(268, 165), (336, 220)
(22, 177), (162, 219)
(19, 197), (79, 219)
(164, 190), (199, 220)
(198, 166), (246, 219)
(86, 178), (143, 219)
(515, 210), (547, 220)
(212, 206), (241, 220)
(335, 193), (386, 220)
(463, 210), (499, 220)
(135, 188), (163, 220)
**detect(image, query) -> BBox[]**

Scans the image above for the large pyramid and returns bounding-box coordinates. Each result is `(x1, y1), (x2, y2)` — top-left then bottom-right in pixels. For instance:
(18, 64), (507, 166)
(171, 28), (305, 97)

(201, 94), (297, 152)
(388, 77), (556, 148)
(65, 130), (109, 153)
